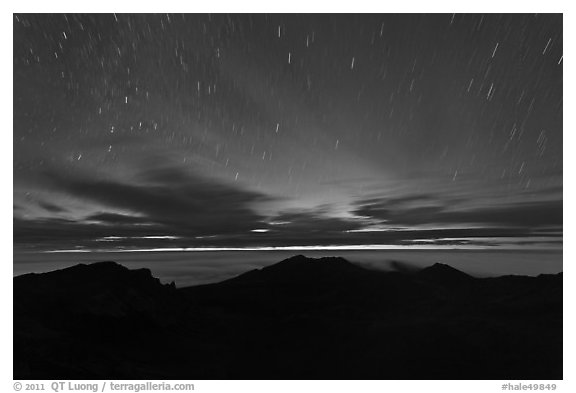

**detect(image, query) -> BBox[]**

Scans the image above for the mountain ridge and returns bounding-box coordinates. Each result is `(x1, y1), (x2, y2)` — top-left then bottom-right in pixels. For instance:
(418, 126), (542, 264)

(14, 255), (562, 380)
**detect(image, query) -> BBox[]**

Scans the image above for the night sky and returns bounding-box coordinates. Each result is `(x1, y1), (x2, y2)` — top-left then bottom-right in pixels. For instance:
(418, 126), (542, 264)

(13, 14), (563, 253)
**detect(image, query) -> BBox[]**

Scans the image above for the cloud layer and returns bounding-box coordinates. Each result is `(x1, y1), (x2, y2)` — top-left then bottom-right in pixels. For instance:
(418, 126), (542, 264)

(14, 163), (562, 251)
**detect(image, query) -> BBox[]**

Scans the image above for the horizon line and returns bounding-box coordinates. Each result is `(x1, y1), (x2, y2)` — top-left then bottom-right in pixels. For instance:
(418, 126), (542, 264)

(37, 244), (563, 254)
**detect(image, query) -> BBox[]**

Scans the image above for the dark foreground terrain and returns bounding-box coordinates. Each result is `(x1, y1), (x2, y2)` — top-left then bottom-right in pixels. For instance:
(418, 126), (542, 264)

(14, 255), (562, 379)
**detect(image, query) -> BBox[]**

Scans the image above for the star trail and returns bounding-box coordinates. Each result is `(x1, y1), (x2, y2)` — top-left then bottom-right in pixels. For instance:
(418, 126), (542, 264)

(13, 14), (562, 253)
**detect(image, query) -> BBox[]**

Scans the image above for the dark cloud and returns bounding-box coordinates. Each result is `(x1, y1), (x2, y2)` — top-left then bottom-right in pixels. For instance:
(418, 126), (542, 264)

(14, 217), (112, 249)
(354, 197), (562, 229)
(357, 194), (440, 209)
(67, 172), (267, 235)
(38, 201), (67, 213)
(445, 200), (562, 227)
(15, 165), (276, 243)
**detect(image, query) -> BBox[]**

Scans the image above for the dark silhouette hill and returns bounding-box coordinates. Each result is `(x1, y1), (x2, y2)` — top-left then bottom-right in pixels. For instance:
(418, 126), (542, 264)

(14, 256), (562, 380)
(227, 254), (368, 283)
(15, 261), (177, 316)
(416, 262), (474, 286)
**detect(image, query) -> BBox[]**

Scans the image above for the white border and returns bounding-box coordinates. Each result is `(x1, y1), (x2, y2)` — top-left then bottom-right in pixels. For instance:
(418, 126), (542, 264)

(4, 2), (572, 392)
